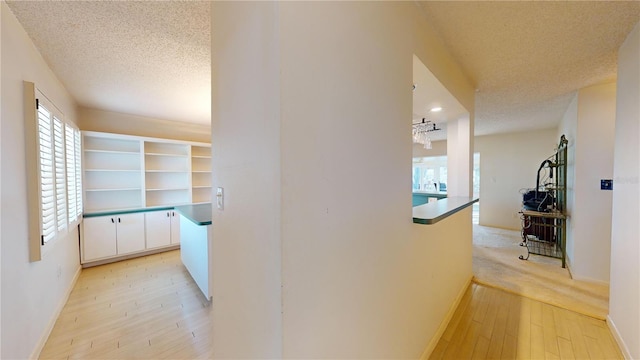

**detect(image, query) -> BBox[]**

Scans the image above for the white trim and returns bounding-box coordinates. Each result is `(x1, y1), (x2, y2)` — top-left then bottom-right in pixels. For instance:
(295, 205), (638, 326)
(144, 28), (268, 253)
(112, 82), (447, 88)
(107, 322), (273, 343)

(81, 130), (211, 147)
(420, 275), (473, 359)
(606, 315), (632, 360)
(29, 265), (81, 360)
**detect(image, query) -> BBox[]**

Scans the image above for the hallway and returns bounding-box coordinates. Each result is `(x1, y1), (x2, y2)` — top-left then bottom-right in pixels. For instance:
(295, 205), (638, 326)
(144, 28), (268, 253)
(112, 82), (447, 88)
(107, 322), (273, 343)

(429, 283), (622, 359)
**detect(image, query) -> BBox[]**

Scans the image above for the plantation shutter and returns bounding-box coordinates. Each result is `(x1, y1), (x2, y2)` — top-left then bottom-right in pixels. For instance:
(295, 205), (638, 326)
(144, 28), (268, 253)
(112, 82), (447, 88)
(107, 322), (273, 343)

(53, 117), (67, 232)
(66, 125), (78, 223)
(37, 103), (56, 243)
(74, 129), (83, 218)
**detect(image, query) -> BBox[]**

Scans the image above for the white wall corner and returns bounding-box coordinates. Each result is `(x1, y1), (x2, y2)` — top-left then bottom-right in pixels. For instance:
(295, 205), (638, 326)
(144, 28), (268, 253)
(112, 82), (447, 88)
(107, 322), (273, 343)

(607, 315), (633, 360)
(420, 276), (473, 359)
(29, 265), (81, 360)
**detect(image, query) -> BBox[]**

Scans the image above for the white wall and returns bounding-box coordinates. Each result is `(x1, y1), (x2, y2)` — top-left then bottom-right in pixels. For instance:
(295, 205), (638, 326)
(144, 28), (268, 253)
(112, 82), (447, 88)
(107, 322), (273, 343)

(474, 129), (559, 230)
(210, 2), (283, 357)
(573, 82), (616, 283)
(558, 82), (616, 283)
(608, 21), (640, 360)
(558, 95), (578, 263)
(211, 2), (475, 358)
(78, 106), (210, 143)
(1, 3), (81, 358)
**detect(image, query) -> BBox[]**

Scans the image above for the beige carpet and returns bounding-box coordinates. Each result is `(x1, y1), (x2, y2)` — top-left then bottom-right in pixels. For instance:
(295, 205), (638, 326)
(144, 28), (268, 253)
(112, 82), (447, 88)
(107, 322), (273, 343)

(472, 224), (609, 320)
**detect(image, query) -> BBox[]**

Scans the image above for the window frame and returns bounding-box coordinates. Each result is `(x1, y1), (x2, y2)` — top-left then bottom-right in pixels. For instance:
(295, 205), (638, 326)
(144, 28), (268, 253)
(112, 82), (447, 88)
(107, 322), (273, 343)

(25, 82), (83, 261)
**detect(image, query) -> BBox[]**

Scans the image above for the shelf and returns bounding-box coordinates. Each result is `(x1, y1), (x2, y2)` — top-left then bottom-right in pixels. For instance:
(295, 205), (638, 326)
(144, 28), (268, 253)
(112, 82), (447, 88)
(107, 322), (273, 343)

(146, 188), (190, 192)
(86, 188), (142, 192)
(85, 169), (141, 172)
(145, 152), (189, 158)
(85, 149), (140, 155)
(83, 131), (211, 209)
(145, 170), (189, 173)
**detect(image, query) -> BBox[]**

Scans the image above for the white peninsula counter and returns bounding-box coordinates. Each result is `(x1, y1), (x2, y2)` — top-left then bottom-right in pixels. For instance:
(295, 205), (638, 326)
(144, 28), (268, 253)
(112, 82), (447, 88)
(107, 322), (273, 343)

(175, 203), (213, 301)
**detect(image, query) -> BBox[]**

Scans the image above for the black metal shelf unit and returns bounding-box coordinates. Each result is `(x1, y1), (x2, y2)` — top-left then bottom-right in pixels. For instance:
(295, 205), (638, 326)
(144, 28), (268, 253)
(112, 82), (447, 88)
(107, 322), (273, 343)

(519, 135), (568, 267)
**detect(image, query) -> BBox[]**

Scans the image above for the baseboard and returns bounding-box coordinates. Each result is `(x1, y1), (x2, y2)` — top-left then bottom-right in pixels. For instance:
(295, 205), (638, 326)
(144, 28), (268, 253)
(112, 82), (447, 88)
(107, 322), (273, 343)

(606, 315), (632, 359)
(81, 245), (180, 268)
(29, 265), (82, 360)
(420, 275), (473, 359)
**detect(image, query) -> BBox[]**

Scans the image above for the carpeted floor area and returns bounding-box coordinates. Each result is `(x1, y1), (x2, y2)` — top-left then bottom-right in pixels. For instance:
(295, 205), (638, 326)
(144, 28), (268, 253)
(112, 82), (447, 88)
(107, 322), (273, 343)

(472, 224), (609, 320)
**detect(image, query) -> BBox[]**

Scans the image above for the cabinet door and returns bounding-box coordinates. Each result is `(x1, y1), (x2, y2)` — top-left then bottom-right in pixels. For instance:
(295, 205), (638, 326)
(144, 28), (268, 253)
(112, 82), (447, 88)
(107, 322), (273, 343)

(82, 216), (117, 262)
(116, 213), (146, 255)
(170, 211), (181, 244)
(145, 211), (172, 249)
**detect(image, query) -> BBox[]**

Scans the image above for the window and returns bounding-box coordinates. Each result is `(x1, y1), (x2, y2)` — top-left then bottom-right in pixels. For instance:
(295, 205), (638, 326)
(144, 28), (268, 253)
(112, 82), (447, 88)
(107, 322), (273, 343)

(65, 124), (82, 224)
(34, 92), (82, 246)
(37, 103), (57, 243)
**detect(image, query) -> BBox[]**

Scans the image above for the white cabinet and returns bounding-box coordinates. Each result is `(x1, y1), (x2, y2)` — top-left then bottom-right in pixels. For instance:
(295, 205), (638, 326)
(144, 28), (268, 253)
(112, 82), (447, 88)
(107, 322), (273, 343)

(82, 216), (117, 261)
(116, 213), (146, 255)
(170, 210), (180, 244)
(145, 210), (181, 248)
(82, 213), (145, 263)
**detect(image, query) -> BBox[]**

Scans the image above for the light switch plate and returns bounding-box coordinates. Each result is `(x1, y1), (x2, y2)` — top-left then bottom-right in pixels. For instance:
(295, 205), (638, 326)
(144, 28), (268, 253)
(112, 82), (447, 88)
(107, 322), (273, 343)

(601, 179), (613, 191)
(216, 187), (224, 210)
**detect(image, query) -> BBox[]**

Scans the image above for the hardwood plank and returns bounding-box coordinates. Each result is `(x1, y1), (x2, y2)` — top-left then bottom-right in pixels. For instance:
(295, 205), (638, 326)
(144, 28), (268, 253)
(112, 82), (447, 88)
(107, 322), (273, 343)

(472, 335), (491, 360)
(552, 306), (572, 341)
(557, 337), (575, 360)
(456, 321), (482, 359)
(542, 303), (560, 356)
(566, 317), (591, 359)
(515, 296), (532, 360)
(530, 323), (546, 360)
(485, 291), (509, 359)
(501, 333), (517, 360)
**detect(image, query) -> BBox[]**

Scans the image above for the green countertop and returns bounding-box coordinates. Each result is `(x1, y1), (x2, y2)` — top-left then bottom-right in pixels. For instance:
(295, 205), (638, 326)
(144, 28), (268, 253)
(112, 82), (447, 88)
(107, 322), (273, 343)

(412, 196), (479, 225)
(174, 203), (212, 226)
(83, 205), (175, 218)
(84, 203), (213, 226)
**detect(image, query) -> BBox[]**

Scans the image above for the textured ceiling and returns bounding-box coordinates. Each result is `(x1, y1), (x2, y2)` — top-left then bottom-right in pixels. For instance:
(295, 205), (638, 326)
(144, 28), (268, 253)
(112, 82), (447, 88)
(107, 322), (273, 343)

(6, 1), (640, 133)
(6, 1), (211, 125)
(417, 1), (640, 137)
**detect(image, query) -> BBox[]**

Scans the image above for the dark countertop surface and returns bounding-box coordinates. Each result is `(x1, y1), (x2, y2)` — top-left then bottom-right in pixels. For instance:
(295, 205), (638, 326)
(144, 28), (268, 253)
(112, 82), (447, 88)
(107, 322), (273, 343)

(412, 196), (478, 225)
(84, 203), (213, 226)
(174, 203), (212, 226)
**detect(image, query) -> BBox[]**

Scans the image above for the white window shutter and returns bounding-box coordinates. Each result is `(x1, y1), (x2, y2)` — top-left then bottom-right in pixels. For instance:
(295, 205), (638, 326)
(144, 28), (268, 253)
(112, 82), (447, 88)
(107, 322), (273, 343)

(53, 117), (67, 232)
(66, 125), (78, 224)
(37, 104), (56, 243)
(74, 128), (83, 219)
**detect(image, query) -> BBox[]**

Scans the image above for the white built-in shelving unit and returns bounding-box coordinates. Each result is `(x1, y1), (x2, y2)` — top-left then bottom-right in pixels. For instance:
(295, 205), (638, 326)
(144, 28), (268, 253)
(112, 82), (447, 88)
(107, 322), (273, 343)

(82, 131), (211, 212)
(191, 145), (212, 204)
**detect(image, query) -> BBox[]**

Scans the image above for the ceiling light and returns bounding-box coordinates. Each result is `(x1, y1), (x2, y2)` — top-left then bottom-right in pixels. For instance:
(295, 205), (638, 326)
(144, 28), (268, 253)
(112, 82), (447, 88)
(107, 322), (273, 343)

(430, 107), (443, 112)
(412, 118), (441, 150)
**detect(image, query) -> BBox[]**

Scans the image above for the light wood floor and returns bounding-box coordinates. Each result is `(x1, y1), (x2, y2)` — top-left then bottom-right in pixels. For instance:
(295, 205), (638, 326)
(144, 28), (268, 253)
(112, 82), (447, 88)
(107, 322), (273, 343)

(40, 251), (623, 359)
(429, 283), (623, 360)
(40, 250), (213, 359)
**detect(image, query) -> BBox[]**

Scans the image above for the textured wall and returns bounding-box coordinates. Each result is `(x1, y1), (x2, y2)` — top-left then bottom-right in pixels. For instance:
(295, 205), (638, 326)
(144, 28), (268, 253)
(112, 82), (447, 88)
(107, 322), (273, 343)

(1, 3), (81, 358)
(609, 21), (640, 360)
(78, 107), (210, 143)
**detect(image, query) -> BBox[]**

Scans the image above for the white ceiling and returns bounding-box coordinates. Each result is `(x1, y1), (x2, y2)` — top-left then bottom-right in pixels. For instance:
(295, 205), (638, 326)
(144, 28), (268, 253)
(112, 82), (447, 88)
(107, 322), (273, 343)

(417, 1), (640, 137)
(6, 1), (640, 134)
(6, 1), (211, 125)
